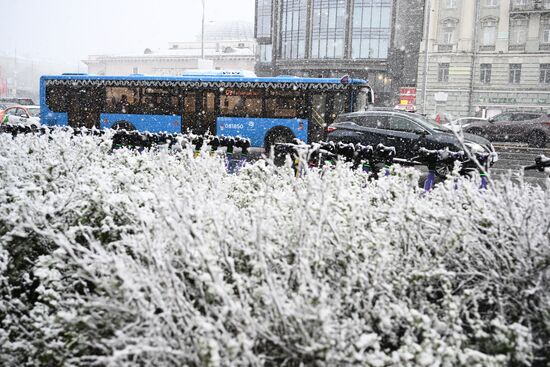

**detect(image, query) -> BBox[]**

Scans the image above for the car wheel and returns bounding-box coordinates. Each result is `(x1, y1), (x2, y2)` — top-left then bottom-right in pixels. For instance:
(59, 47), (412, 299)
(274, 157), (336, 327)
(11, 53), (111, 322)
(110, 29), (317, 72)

(264, 127), (295, 156)
(527, 131), (546, 148)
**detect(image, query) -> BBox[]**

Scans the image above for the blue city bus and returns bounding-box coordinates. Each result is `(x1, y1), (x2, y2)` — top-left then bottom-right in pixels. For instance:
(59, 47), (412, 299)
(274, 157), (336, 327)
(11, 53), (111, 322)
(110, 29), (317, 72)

(40, 70), (373, 149)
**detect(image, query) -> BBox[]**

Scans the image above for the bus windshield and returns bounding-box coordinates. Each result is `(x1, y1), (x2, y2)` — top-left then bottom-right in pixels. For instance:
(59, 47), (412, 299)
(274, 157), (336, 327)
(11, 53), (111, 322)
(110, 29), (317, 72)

(354, 87), (373, 112)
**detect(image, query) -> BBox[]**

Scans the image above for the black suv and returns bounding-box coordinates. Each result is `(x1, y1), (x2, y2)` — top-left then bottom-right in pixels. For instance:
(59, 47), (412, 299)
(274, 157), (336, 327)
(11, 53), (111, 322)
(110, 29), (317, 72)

(328, 109), (497, 163)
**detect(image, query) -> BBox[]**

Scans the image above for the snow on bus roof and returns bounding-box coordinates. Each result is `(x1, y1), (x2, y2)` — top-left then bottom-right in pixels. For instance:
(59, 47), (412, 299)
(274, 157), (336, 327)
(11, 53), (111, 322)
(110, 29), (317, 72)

(180, 69), (258, 78)
(42, 72), (369, 85)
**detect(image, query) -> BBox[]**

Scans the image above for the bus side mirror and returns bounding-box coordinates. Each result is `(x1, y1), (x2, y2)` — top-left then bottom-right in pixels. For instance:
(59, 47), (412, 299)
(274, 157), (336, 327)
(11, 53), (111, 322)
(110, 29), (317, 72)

(368, 90), (374, 104)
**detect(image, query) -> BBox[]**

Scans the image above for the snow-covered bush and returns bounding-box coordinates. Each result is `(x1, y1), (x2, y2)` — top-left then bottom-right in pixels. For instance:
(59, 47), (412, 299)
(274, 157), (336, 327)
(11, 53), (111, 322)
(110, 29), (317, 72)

(0, 130), (548, 366)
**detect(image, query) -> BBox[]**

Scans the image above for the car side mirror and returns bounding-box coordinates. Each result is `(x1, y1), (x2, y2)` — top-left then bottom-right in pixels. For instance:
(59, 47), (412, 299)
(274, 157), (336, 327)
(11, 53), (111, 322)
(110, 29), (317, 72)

(416, 129), (428, 137)
(488, 118), (495, 123)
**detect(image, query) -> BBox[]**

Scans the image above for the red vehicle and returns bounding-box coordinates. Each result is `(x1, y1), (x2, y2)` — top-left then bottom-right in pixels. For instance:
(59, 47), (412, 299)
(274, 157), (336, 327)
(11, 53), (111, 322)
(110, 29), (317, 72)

(0, 105), (40, 126)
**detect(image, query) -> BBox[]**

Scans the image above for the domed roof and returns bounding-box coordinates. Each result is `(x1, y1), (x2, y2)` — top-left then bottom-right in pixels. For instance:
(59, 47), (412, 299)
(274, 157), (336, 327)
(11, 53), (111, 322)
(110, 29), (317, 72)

(197, 21), (254, 41)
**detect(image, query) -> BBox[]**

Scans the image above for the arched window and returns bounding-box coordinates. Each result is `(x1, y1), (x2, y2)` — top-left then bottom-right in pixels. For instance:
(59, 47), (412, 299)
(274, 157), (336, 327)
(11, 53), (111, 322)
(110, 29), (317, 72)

(509, 16), (528, 49)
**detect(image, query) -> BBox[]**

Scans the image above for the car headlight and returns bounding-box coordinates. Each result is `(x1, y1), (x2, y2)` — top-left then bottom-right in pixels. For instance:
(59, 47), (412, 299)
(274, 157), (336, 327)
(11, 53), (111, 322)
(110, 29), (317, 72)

(464, 142), (485, 153)
(489, 144), (499, 163)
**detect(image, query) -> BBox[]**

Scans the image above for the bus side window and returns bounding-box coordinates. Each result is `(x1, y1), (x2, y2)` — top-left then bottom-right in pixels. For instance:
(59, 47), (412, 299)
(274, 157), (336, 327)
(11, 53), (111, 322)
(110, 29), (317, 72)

(265, 91), (306, 119)
(46, 85), (69, 112)
(106, 87), (138, 114)
(139, 87), (179, 115)
(220, 94), (262, 118)
(184, 93), (196, 114)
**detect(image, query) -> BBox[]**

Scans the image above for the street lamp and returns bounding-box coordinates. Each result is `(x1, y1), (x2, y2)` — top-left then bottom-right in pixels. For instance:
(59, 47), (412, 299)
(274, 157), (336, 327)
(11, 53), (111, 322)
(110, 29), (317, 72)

(201, 0), (206, 60)
(421, 0), (431, 115)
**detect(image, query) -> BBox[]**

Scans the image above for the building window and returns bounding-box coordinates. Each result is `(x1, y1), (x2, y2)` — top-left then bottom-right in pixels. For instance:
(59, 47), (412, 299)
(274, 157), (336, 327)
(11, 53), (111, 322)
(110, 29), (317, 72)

(440, 18), (458, 45)
(311, 0), (347, 59)
(480, 64), (492, 84)
(256, 0), (272, 38)
(438, 63), (450, 82)
(133, 67), (138, 74)
(446, 0), (457, 8)
(485, 0), (498, 7)
(509, 64), (522, 84)
(259, 44), (273, 63)
(509, 16), (528, 49)
(511, 0), (529, 10)
(351, 0), (393, 59)
(544, 0), (550, 9)
(512, 0), (529, 7)
(541, 16), (550, 45)
(280, 0), (307, 59)
(540, 64), (550, 83)
(481, 18), (498, 47)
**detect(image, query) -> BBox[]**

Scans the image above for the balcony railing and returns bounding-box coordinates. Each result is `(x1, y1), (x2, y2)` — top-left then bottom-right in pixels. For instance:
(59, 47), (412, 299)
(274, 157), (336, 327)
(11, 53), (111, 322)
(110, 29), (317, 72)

(508, 43), (526, 51)
(510, 0), (550, 12)
(479, 45), (496, 51)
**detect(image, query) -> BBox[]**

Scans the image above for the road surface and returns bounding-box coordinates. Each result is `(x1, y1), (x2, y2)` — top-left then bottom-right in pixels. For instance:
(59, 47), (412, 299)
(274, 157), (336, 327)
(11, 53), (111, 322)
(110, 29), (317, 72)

(491, 142), (549, 186)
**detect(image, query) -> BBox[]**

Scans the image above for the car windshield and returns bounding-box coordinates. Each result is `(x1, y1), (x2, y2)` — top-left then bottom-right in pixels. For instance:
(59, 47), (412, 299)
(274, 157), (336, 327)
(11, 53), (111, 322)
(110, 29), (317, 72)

(413, 114), (451, 132)
(27, 108), (40, 117)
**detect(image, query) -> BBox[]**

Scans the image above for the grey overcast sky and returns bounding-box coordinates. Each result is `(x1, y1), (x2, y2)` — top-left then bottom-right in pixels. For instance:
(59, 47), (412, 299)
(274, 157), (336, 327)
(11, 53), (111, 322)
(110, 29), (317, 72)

(0, 0), (255, 64)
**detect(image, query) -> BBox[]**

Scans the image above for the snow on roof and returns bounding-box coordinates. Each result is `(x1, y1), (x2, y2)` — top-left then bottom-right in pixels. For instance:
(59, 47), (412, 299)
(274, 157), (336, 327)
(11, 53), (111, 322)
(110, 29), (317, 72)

(85, 47), (254, 63)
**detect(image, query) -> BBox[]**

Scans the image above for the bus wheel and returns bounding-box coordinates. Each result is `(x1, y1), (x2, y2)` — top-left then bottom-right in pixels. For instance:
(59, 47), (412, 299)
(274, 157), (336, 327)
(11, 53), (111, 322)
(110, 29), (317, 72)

(264, 127), (295, 156)
(111, 121), (136, 131)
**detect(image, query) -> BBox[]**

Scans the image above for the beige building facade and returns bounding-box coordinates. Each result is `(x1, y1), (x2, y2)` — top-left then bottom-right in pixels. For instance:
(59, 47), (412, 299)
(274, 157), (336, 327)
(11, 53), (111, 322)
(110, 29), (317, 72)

(84, 40), (256, 76)
(417, 0), (550, 118)
(84, 21), (256, 77)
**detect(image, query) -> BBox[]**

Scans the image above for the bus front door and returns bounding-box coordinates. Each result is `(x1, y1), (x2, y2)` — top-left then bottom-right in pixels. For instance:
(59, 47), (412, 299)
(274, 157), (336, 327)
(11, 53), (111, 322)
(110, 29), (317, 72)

(310, 93), (327, 142)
